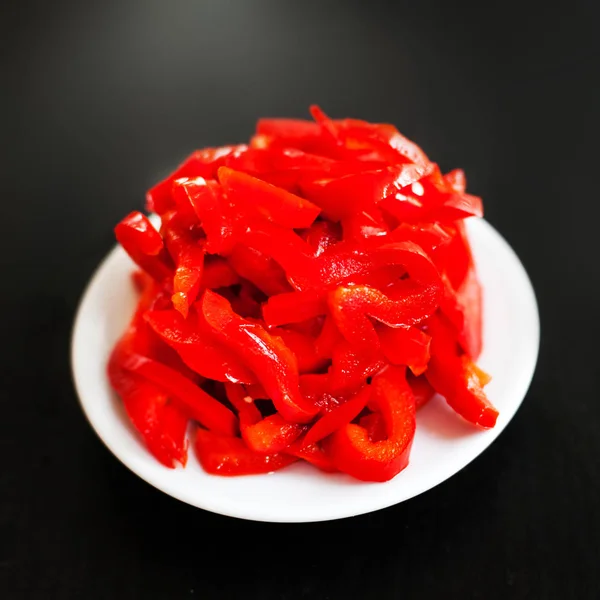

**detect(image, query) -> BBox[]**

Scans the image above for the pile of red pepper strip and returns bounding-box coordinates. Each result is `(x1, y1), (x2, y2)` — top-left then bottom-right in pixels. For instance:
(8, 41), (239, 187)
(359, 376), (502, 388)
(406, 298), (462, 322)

(108, 106), (497, 482)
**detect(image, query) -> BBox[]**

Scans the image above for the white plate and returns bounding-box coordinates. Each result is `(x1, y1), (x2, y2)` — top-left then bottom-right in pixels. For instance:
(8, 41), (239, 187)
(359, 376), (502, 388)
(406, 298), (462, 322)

(71, 217), (539, 523)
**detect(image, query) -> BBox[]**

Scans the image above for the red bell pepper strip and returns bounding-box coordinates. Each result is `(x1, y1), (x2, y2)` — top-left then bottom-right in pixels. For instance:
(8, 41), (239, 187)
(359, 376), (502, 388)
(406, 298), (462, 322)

(202, 257), (240, 289)
(242, 413), (305, 454)
(341, 208), (389, 242)
(145, 309), (256, 384)
(358, 412), (387, 442)
(328, 281), (439, 352)
(325, 366), (416, 482)
(303, 220), (342, 256)
(199, 290), (318, 423)
(160, 211), (205, 318)
(228, 245), (292, 297)
(299, 165), (428, 222)
(120, 353), (238, 436)
(314, 314), (342, 360)
(377, 325), (431, 376)
(329, 340), (386, 394)
(272, 327), (328, 374)
(262, 289), (328, 326)
(109, 340), (188, 468)
(218, 167), (322, 229)
(223, 382), (305, 453)
(425, 315), (497, 428)
(115, 212), (172, 282)
(407, 372), (436, 409)
(303, 385), (370, 447)
(195, 428), (297, 476)
(172, 177), (238, 255)
(256, 118), (322, 143)
(285, 438), (337, 472)
(146, 146), (245, 215)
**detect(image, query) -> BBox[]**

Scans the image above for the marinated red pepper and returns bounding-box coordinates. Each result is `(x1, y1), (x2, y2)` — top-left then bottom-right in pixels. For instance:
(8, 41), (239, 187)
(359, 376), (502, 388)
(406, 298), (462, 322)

(108, 106), (497, 481)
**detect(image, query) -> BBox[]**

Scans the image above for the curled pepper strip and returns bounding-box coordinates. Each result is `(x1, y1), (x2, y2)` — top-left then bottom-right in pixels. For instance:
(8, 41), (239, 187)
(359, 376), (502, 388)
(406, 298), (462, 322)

(326, 241), (442, 349)
(146, 146), (245, 215)
(325, 366), (416, 482)
(199, 290), (318, 423)
(425, 315), (497, 428)
(145, 309), (256, 384)
(173, 177), (237, 255)
(377, 325), (431, 376)
(120, 353), (238, 436)
(115, 212), (172, 282)
(218, 166), (322, 229)
(195, 429), (297, 476)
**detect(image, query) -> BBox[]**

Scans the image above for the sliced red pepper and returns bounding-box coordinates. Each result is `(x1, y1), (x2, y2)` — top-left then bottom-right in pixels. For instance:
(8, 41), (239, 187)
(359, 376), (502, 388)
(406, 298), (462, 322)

(272, 327), (328, 374)
(173, 177), (237, 255)
(341, 208), (389, 242)
(262, 289), (328, 326)
(242, 413), (305, 454)
(202, 257), (240, 289)
(120, 353), (238, 436)
(285, 438), (337, 472)
(109, 340), (188, 468)
(199, 290), (318, 423)
(228, 245), (292, 297)
(325, 366), (416, 482)
(425, 315), (497, 428)
(145, 309), (256, 384)
(299, 164), (428, 221)
(218, 167), (321, 229)
(303, 220), (342, 256)
(195, 428), (297, 476)
(160, 211), (205, 318)
(377, 325), (431, 376)
(329, 340), (386, 394)
(407, 372), (436, 409)
(115, 212), (172, 282)
(303, 385), (370, 447)
(146, 146), (245, 215)
(223, 382), (305, 454)
(314, 314), (342, 360)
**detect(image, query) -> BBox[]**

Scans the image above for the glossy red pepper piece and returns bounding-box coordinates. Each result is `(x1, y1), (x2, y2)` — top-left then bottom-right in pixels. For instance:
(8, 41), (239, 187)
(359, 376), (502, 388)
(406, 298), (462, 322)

(160, 210), (205, 318)
(314, 315), (342, 360)
(377, 325), (431, 376)
(223, 382), (305, 454)
(262, 289), (328, 327)
(325, 366), (416, 482)
(115, 212), (172, 282)
(146, 146), (245, 215)
(145, 309), (256, 384)
(107, 286), (189, 467)
(195, 428), (297, 476)
(218, 167), (322, 229)
(120, 353), (238, 436)
(299, 164), (428, 221)
(407, 372), (437, 409)
(173, 177), (238, 255)
(329, 340), (386, 394)
(285, 438), (337, 472)
(272, 327), (328, 374)
(303, 385), (370, 447)
(228, 245), (292, 297)
(425, 315), (497, 428)
(202, 257), (240, 289)
(199, 290), (318, 423)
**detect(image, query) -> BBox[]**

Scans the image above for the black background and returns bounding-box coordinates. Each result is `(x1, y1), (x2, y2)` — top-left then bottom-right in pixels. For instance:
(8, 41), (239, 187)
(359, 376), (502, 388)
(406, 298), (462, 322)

(2, 0), (600, 598)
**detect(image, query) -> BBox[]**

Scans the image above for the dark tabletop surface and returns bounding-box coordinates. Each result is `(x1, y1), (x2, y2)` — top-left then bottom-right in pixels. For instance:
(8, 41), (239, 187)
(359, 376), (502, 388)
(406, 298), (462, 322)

(2, 0), (600, 598)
